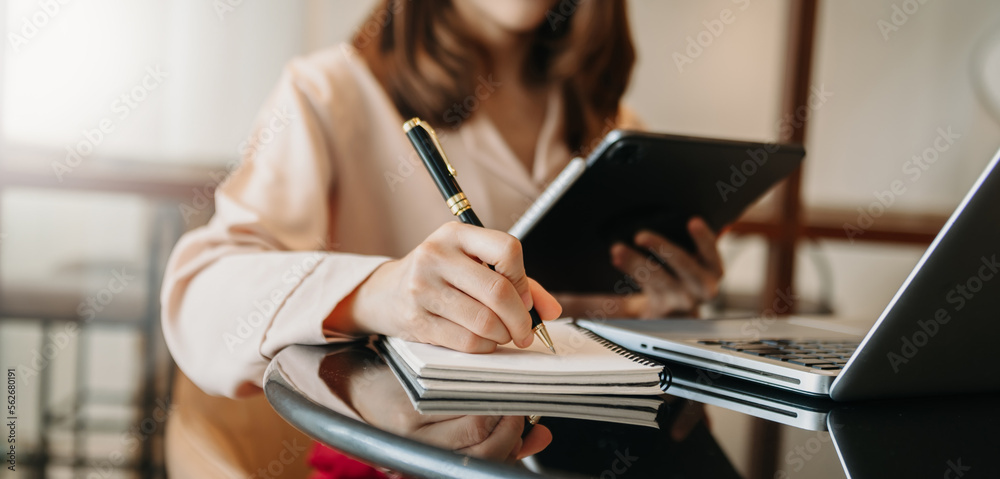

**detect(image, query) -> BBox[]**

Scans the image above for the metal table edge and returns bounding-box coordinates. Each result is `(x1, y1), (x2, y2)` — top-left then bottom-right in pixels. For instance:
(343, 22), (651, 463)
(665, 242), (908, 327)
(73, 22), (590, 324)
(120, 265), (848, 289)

(263, 353), (578, 479)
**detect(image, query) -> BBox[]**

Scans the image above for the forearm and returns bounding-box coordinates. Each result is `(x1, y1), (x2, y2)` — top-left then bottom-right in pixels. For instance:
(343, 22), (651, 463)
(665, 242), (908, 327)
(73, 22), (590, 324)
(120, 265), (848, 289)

(162, 229), (389, 398)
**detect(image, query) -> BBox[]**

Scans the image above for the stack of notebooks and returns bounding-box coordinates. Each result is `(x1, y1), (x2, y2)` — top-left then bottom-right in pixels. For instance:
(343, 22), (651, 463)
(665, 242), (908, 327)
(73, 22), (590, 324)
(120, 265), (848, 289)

(378, 319), (669, 428)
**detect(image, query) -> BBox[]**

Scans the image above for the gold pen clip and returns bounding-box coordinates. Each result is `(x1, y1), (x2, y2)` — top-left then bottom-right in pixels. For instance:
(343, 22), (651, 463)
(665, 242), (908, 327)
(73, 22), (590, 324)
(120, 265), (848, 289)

(403, 117), (457, 177)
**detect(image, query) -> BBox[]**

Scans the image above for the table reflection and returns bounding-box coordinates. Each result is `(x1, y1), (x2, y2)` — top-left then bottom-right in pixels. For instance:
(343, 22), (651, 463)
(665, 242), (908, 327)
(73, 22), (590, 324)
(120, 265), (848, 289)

(318, 346), (550, 462)
(266, 341), (1000, 479)
(275, 341), (740, 477)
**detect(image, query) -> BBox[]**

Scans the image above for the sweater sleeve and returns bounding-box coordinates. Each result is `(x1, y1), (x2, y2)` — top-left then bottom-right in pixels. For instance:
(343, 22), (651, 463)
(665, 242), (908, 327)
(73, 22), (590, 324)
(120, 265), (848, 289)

(160, 58), (390, 398)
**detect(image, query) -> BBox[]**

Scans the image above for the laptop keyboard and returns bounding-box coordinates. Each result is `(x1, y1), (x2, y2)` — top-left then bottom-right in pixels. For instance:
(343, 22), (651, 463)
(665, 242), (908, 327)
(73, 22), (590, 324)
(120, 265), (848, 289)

(695, 339), (860, 370)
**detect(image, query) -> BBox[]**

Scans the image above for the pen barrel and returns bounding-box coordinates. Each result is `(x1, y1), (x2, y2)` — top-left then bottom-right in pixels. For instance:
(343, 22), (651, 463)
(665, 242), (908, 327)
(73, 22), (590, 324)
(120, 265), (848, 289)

(529, 308), (544, 329)
(403, 118), (546, 337)
(404, 127), (462, 200)
(457, 209), (484, 228)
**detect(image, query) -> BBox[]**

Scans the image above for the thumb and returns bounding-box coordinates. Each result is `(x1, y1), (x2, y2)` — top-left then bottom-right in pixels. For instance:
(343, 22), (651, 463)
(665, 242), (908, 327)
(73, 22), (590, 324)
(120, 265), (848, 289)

(517, 424), (553, 459)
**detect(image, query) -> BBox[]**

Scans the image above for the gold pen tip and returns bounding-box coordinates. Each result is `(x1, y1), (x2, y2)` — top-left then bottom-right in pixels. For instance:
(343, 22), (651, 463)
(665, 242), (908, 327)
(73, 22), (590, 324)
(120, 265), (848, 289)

(534, 324), (556, 355)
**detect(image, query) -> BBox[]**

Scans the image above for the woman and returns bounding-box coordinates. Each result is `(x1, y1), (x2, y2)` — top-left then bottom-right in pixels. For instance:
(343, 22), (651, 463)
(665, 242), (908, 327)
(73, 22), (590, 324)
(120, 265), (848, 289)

(161, 0), (723, 476)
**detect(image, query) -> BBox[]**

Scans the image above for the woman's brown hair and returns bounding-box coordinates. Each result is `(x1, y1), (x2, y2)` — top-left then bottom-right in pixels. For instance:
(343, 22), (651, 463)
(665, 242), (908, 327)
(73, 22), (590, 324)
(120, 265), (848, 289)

(353, 0), (635, 153)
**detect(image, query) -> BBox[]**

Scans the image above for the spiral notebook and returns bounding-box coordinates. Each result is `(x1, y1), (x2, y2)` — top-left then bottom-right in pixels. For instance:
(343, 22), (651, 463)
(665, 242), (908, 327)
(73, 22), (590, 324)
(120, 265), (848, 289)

(379, 319), (666, 396)
(378, 336), (667, 428)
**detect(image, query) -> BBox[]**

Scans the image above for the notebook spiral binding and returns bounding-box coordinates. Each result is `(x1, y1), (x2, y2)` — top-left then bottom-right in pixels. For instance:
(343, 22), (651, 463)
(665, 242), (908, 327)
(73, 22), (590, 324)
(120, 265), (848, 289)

(572, 325), (660, 366)
(571, 323), (674, 391)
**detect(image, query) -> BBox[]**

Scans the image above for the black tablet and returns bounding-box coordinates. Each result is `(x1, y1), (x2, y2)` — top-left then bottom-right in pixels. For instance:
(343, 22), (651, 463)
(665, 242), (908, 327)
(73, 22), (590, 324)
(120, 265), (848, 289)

(510, 130), (804, 294)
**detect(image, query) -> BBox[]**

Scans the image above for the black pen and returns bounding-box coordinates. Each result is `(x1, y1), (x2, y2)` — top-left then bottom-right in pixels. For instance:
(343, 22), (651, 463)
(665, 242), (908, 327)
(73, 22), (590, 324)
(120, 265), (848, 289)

(403, 117), (557, 354)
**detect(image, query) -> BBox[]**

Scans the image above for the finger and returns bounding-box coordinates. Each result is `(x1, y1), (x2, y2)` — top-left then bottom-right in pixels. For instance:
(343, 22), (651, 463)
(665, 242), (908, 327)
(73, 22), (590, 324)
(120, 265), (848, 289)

(438, 222), (533, 309)
(457, 415), (525, 460)
(517, 424), (553, 459)
(411, 312), (498, 353)
(688, 217), (723, 276)
(634, 232), (720, 301)
(438, 255), (534, 348)
(611, 243), (683, 297)
(412, 415), (502, 450)
(422, 284), (512, 345)
(505, 440), (523, 463)
(612, 243), (694, 315)
(527, 278), (562, 321)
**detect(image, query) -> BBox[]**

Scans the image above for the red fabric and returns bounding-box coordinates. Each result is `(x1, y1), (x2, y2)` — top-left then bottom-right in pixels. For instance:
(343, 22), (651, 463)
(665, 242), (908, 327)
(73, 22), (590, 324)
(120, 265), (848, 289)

(308, 442), (389, 479)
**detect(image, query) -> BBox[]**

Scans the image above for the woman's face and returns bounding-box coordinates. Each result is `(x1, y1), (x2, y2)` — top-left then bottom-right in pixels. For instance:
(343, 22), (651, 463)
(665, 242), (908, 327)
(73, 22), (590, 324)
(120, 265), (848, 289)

(452, 0), (561, 36)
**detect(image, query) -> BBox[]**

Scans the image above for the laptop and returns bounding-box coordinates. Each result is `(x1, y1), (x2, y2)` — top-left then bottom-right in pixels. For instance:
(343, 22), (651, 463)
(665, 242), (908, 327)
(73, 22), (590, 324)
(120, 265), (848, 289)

(578, 146), (1000, 401)
(665, 360), (837, 431)
(665, 361), (1000, 478)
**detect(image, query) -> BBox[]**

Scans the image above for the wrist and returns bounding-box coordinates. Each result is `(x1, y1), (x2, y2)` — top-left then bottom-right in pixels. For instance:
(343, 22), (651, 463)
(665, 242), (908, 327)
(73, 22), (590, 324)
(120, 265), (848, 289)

(323, 260), (395, 336)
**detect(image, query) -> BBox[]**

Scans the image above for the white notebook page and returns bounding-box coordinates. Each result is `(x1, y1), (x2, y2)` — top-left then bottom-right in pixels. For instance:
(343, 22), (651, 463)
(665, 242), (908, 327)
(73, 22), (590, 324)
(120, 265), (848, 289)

(385, 319), (662, 381)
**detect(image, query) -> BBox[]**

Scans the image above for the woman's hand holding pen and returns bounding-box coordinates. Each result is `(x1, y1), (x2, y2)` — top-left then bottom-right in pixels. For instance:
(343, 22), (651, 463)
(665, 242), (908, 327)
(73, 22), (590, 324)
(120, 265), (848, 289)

(327, 222), (563, 352)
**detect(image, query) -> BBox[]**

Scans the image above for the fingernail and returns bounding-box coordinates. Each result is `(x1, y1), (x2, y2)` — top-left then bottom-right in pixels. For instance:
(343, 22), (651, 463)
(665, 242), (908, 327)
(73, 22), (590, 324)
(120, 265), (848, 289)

(635, 232), (650, 246)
